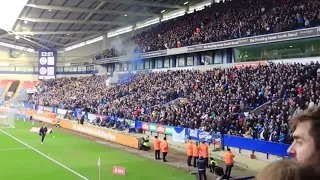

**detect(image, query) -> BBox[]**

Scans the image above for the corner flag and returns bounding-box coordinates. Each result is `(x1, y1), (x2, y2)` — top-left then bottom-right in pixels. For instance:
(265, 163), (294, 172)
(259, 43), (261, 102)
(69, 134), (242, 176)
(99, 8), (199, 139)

(98, 157), (101, 167)
(98, 157), (101, 180)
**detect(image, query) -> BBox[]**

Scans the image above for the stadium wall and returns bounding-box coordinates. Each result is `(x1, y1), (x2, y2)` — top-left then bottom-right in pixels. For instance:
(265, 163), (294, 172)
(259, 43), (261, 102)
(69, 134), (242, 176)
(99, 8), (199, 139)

(0, 73), (38, 81)
(0, 73), (93, 81)
(0, 46), (36, 65)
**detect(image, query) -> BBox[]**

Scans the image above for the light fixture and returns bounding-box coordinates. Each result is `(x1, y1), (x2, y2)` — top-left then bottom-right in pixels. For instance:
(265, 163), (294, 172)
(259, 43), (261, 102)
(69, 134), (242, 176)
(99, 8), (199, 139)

(48, 9), (52, 11)
(184, 1), (189, 5)
(124, 14), (127, 16)
(15, 35), (20, 40)
(161, 10), (165, 13)
(23, 20), (28, 24)
(289, 45), (293, 48)
(67, 34), (70, 36)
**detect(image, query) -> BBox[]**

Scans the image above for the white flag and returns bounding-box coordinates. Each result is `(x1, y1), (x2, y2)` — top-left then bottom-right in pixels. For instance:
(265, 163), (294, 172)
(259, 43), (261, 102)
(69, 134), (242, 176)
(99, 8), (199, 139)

(98, 157), (101, 167)
(172, 128), (186, 143)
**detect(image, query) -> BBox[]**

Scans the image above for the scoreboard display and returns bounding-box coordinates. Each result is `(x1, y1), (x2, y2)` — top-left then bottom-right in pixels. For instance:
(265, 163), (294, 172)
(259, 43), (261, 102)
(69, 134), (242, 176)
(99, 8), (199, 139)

(38, 50), (57, 80)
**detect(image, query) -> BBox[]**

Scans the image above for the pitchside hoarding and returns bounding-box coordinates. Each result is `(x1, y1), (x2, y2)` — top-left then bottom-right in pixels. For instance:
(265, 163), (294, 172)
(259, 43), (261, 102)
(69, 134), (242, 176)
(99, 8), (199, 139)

(38, 50), (57, 80)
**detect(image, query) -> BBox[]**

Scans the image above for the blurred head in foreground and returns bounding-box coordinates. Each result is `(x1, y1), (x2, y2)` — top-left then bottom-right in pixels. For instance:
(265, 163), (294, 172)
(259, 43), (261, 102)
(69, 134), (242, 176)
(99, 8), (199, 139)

(256, 160), (320, 180)
(287, 106), (320, 165)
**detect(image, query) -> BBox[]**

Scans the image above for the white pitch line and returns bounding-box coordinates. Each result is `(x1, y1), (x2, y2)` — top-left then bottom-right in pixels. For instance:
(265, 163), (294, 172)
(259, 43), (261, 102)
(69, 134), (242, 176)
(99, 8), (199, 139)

(0, 129), (89, 180)
(0, 147), (29, 152)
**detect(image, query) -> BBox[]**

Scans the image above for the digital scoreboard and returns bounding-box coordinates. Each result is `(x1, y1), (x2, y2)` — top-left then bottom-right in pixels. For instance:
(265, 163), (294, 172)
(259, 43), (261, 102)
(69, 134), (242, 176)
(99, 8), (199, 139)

(38, 50), (57, 80)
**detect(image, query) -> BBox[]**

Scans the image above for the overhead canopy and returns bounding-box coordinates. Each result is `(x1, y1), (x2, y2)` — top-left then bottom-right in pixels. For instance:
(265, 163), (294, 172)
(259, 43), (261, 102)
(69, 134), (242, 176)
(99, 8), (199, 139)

(0, 0), (208, 50)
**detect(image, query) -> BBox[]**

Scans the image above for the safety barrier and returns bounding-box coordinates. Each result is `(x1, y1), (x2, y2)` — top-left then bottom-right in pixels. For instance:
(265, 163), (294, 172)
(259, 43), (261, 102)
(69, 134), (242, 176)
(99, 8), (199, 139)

(224, 135), (290, 157)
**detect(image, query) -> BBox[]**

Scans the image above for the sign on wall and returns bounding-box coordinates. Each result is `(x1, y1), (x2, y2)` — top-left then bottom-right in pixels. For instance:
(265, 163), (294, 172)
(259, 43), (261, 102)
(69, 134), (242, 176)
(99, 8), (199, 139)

(38, 50), (57, 80)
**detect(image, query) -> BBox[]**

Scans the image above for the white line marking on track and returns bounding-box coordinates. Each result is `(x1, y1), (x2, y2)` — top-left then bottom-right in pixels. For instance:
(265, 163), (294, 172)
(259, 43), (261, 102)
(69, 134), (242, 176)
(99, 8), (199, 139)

(0, 147), (29, 152)
(0, 129), (89, 180)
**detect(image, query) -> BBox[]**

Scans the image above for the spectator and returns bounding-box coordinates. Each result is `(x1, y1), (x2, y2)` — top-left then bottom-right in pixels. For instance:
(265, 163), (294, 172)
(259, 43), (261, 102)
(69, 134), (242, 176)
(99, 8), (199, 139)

(256, 159), (320, 180)
(287, 106), (320, 165)
(93, 0), (320, 60)
(31, 61), (320, 145)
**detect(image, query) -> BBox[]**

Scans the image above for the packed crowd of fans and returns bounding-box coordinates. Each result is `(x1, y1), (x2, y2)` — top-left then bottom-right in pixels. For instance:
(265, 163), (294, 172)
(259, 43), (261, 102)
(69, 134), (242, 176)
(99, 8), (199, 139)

(93, 0), (320, 60)
(31, 61), (320, 144)
(31, 0), (320, 144)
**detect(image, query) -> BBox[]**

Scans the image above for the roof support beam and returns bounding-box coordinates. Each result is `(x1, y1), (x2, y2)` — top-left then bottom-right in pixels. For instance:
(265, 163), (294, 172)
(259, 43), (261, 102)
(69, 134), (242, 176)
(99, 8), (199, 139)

(12, 31), (104, 35)
(0, 32), (49, 49)
(30, 37), (65, 47)
(53, 36), (83, 40)
(0, 34), (10, 39)
(95, 0), (185, 9)
(25, 4), (158, 17)
(19, 36), (51, 50)
(0, 39), (29, 47)
(84, 1), (106, 21)
(18, 18), (130, 26)
(64, 34), (104, 47)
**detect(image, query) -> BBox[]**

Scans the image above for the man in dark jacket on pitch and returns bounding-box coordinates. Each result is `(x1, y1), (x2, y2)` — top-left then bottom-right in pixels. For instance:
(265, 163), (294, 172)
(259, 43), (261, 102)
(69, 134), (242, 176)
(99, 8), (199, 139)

(197, 155), (207, 180)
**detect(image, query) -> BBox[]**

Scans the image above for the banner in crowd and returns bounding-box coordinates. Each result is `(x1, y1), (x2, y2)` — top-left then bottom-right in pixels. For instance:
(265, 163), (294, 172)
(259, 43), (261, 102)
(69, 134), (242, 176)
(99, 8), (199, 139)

(57, 108), (68, 115)
(126, 119), (136, 128)
(188, 129), (199, 140)
(172, 128), (186, 143)
(234, 61), (269, 69)
(150, 123), (157, 132)
(165, 126), (173, 135)
(88, 113), (96, 123)
(141, 122), (173, 135)
(198, 131), (213, 144)
(156, 124), (165, 134)
(96, 114), (107, 120)
(37, 106), (44, 114)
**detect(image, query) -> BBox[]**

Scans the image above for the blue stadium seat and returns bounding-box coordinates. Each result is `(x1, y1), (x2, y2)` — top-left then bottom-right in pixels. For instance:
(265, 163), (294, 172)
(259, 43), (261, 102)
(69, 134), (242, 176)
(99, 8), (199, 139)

(20, 88), (26, 94)
(0, 88), (4, 96)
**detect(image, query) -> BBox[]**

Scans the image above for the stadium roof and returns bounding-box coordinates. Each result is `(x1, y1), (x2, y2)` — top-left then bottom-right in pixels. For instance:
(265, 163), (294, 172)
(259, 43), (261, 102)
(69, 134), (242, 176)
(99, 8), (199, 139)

(0, 0), (207, 51)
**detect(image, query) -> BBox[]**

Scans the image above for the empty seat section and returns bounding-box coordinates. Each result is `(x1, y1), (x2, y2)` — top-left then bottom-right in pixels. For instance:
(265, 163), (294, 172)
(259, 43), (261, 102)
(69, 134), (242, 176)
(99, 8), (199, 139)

(0, 80), (9, 96)
(19, 81), (31, 94)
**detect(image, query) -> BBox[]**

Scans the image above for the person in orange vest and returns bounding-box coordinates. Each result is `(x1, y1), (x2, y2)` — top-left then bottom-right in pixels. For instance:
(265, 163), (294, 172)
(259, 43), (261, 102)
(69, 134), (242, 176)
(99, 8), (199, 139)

(154, 136), (161, 160)
(224, 148), (235, 178)
(161, 137), (168, 162)
(193, 141), (200, 167)
(200, 141), (209, 168)
(186, 139), (193, 166)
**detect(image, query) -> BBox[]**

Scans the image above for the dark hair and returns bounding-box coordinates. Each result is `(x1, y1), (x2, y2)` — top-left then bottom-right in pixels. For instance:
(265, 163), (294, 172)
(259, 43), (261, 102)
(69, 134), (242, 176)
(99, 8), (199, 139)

(164, 137), (166, 140)
(214, 167), (224, 176)
(155, 136), (158, 138)
(290, 106), (320, 149)
(227, 148), (231, 151)
(256, 160), (320, 180)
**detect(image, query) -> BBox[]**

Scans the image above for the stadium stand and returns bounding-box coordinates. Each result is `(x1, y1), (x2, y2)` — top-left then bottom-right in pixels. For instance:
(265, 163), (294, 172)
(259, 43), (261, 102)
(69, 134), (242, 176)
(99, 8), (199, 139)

(31, 61), (320, 145)
(18, 81), (38, 94)
(0, 80), (8, 97)
(94, 0), (320, 60)
(0, 80), (13, 98)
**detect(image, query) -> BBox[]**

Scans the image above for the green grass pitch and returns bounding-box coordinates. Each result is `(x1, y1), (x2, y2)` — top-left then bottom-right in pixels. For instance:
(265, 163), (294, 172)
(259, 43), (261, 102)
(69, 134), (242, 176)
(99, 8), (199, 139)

(0, 121), (194, 180)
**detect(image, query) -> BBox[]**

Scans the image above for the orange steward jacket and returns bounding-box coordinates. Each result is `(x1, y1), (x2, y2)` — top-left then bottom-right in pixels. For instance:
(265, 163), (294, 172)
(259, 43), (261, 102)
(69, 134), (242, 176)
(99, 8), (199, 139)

(186, 142), (193, 156)
(161, 140), (168, 152)
(224, 151), (235, 164)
